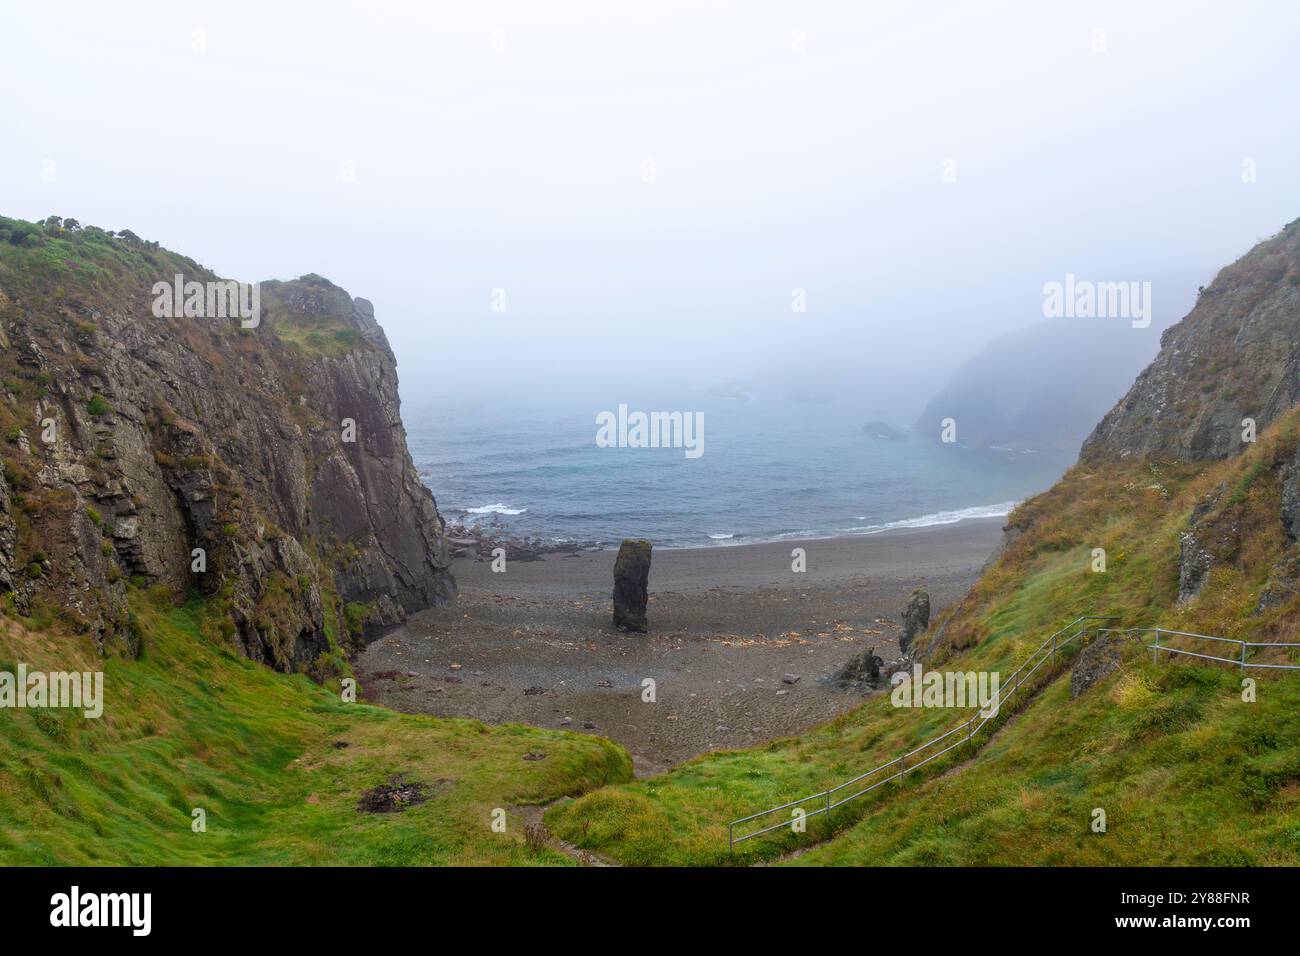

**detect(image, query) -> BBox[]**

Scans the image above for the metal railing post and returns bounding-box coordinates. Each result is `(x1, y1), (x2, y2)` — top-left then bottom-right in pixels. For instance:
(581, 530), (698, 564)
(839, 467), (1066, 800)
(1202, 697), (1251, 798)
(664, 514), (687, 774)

(728, 617), (1300, 847)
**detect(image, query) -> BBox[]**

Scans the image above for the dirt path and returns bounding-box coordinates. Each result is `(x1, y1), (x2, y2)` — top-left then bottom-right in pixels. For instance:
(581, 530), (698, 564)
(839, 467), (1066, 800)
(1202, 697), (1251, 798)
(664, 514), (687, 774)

(513, 802), (619, 867)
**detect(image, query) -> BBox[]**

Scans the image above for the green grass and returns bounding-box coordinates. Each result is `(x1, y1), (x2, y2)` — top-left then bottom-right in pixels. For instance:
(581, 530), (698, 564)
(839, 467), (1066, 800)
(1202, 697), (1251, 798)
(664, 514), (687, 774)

(546, 407), (1300, 866)
(788, 655), (1300, 866)
(273, 318), (370, 358)
(0, 595), (632, 865)
(0, 215), (199, 306)
(543, 631), (1094, 866)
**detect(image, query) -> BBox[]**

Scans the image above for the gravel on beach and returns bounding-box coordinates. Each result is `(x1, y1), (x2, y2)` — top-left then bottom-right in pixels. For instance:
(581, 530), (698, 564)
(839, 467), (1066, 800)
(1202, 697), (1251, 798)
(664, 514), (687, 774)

(357, 518), (1004, 777)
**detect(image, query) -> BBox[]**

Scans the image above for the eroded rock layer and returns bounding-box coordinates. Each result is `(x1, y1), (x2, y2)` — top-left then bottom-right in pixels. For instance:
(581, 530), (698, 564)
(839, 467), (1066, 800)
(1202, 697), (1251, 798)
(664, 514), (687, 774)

(0, 218), (453, 672)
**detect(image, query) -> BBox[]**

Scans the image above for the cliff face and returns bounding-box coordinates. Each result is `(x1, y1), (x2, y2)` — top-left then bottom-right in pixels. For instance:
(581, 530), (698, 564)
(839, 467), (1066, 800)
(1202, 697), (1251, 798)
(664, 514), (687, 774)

(915, 215), (1300, 665)
(0, 215), (454, 672)
(1082, 218), (1300, 462)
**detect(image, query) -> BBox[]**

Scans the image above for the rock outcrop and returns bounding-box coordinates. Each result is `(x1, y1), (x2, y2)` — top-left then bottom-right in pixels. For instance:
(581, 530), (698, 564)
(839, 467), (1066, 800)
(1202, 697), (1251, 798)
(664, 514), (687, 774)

(1281, 446), (1300, 541)
(1178, 531), (1215, 603)
(0, 469), (15, 594)
(1169, 484), (1252, 608)
(1257, 552), (1300, 612)
(1070, 632), (1122, 698)
(826, 644), (886, 691)
(0, 217), (454, 672)
(1257, 443), (1300, 611)
(899, 588), (930, 654)
(1082, 219), (1300, 463)
(830, 589), (927, 690)
(612, 539), (651, 632)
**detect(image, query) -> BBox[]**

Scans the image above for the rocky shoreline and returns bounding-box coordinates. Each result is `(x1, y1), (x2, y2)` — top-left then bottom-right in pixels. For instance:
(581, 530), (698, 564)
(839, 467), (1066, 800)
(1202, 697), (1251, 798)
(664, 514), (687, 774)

(442, 521), (604, 562)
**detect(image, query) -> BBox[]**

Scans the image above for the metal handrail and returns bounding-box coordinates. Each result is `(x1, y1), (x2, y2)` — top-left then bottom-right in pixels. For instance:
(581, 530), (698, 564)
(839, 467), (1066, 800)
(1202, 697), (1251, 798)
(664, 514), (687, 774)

(727, 616), (1300, 849)
(1140, 627), (1300, 672)
(1133, 626), (1300, 648)
(727, 615), (1115, 849)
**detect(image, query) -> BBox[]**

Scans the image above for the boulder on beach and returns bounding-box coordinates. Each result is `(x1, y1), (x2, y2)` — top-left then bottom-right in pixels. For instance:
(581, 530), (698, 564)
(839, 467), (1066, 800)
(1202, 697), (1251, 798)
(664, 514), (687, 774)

(899, 588), (931, 654)
(826, 646), (885, 690)
(827, 587), (930, 692)
(612, 538), (652, 632)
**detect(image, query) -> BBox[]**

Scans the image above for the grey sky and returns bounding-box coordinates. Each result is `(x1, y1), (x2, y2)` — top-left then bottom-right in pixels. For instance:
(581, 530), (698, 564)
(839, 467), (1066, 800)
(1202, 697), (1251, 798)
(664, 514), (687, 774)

(3, 0), (1298, 411)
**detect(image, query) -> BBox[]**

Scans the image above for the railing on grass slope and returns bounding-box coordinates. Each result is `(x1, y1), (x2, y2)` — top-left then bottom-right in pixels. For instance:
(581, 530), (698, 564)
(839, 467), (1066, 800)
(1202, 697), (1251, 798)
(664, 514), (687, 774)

(1139, 628), (1300, 671)
(728, 617), (1300, 850)
(727, 616), (1115, 849)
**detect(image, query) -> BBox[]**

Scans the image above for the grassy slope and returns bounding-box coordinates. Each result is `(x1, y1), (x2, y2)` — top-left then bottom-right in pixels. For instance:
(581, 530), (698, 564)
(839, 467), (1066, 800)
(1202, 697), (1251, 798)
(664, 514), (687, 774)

(0, 217), (201, 313)
(272, 319), (369, 359)
(789, 655), (1300, 866)
(0, 595), (632, 865)
(546, 409), (1300, 865)
(263, 276), (374, 359)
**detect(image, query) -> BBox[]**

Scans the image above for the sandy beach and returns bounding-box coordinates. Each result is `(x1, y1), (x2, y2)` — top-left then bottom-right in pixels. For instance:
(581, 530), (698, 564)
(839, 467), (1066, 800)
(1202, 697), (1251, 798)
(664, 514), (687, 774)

(358, 518), (1004, 776)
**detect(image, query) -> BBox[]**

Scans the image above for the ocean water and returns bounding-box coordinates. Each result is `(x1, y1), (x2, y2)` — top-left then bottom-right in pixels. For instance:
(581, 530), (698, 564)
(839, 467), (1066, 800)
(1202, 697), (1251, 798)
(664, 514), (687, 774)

(404, 395), (1076, 550)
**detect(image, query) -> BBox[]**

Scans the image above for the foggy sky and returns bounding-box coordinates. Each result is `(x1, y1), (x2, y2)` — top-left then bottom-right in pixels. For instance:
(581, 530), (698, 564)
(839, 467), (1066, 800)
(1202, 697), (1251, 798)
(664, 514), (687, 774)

(3, 0), (1298, 415)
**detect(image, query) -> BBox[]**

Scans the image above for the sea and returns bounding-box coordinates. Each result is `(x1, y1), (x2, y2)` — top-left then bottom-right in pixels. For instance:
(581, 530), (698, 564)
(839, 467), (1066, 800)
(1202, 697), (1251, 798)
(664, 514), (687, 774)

(404, 393), (1076, 550)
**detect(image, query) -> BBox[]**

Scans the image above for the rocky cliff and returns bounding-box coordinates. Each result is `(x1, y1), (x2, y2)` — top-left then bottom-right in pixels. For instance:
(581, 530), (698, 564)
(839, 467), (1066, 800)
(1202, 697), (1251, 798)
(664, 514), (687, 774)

(919, 215), (1300, 665)
(1082, 218), (1300, 462)
(0, 214), (454, 673)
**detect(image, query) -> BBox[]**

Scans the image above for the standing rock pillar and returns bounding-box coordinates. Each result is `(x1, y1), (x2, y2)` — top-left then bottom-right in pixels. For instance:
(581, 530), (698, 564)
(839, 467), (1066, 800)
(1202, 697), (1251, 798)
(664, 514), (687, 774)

(898, 588), (931, 655)
(612, 539), (652, 632)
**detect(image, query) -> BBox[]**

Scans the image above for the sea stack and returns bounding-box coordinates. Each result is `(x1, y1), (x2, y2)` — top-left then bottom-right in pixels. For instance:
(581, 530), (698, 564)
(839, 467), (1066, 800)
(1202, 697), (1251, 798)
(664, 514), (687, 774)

(612, 539), (652, 632)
